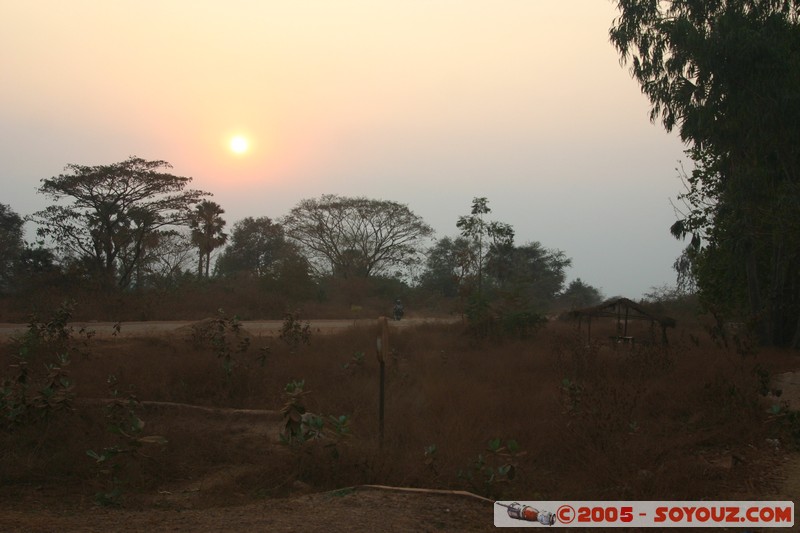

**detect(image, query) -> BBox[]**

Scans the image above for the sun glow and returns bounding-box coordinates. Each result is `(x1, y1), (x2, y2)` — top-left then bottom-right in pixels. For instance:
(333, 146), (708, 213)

(230, 135), (249, 154)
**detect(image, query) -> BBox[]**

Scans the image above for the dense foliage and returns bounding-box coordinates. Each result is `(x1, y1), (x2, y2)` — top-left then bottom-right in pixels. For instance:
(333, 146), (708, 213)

(0, 203), (24, 293)
(32, 157), (209, 289)
(611, 0), (800, 346)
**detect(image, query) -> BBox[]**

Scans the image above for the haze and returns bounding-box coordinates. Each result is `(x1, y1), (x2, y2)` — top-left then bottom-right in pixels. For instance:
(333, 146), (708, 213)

(0, 0), (689, 298)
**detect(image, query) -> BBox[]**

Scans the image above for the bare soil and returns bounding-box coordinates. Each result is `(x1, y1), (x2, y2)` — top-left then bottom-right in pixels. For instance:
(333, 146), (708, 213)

(0, 486), (496, 533)
(764, 371), (800, 504)
(0, 398), (497, 532)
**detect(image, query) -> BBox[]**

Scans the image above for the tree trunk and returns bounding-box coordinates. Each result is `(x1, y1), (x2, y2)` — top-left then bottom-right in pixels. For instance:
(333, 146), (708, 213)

(745, 245), (769, 345)
(791, 312), (800, 349)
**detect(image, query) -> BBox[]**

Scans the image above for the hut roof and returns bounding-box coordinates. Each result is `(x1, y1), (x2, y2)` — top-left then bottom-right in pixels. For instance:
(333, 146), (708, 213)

(567, 297), (676, 328)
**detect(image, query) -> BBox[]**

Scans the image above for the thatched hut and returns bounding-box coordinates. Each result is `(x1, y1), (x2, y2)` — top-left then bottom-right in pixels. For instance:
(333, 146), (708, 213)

(567, 297), (676, 345)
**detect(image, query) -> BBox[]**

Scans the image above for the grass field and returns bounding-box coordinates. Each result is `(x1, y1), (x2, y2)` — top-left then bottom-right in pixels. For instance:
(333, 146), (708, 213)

(2, 307), (798, 518)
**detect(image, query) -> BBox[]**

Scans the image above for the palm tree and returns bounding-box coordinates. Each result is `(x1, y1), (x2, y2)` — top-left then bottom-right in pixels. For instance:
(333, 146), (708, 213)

(190, 200), (227, 277)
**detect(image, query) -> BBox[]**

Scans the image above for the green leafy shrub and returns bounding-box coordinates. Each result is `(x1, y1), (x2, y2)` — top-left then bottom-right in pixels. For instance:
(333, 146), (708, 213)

(1, 301), (87, 430)
(189, 308), (251, 379)
(279, 379), (350, 458)
(279, 310), (311, 352)
(86, 374), (167, 506)
(458, 438), (526, 499)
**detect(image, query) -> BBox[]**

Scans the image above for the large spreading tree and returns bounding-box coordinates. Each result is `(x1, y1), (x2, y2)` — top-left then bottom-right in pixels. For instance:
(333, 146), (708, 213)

(281, 194), (434, 279)
(610, 0), (800, 346)
(33, 157), (210, 289)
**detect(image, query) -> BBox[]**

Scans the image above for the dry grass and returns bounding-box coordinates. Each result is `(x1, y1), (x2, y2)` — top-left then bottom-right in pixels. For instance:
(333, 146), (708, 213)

(0, 277), (412, 323)
(1, 316), (797, 509)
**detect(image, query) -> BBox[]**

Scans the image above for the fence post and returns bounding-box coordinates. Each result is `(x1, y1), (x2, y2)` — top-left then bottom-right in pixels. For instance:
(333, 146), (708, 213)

(376, 316), (389, 449)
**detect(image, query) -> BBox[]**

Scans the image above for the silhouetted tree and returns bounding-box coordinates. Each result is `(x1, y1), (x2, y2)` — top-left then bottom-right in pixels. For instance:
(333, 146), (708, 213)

(559, 278), (603, 309)
(456, 197), (514, 297)
(611, 0), (800, 346)
(282, 195), (434, 279)
(140, 230), (195, 286)
(418, 236), (475, 298)
(488, 242), (572, 310)
(216, 216), (307, 278)
(0, 203), (24, 293)
(190, 200), (227, 277)
(33, 157), (209, 288)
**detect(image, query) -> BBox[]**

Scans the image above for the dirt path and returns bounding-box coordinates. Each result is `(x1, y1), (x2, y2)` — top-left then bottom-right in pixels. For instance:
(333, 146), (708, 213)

(0, 317), (458, 339)
(764, 371), (800, 505)
(0, 489), (496, 533)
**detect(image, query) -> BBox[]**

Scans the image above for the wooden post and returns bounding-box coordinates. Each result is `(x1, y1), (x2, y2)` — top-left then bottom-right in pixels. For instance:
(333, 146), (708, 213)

(624, 306), (629, 337)
(377, 316), (389, 449)
(587, 316), (592, 343)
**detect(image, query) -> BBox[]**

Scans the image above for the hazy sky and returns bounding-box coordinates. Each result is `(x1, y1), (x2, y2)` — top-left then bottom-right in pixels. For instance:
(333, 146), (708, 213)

(1, 1), (690, 298)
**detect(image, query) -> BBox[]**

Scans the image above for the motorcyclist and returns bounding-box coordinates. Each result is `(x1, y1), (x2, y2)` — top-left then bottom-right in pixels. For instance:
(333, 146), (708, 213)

(393, 299), (404, 320)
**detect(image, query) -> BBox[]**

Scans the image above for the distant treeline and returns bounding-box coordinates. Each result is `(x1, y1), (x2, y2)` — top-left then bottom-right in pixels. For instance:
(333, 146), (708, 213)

(0, 165), (602, 325)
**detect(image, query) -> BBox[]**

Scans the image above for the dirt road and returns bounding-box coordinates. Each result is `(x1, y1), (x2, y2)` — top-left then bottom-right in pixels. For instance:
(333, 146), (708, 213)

(0, 317), (458, 339)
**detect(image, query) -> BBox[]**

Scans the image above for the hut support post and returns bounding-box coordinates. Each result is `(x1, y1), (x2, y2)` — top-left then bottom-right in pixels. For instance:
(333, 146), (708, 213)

(624, 306), (629, 337)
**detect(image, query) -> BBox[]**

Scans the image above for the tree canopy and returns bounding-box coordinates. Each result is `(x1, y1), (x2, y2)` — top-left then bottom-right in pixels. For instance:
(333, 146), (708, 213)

(456, 197), (514, 296)
(418, 236), (475, 298)
(190, 200), (227, 277)
(0, 203), (24, 293)
(611, 0), (800, 346)
(488, 241), (572, 311)
(559, 278), (604, 310)
(33, 157), (209, 288)
(282, 195), (434, 279)
(419, 198), (574, 324)
(215, 217), (299, 278)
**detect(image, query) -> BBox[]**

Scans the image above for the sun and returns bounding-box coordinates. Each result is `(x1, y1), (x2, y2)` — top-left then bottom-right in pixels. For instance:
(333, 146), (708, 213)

(230, 136), (249, 154)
